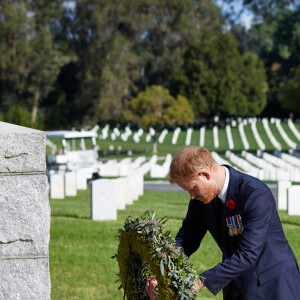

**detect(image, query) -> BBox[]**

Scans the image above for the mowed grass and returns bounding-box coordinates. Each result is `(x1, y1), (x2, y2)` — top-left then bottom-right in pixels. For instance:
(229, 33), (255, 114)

(50, 189), (300, 300)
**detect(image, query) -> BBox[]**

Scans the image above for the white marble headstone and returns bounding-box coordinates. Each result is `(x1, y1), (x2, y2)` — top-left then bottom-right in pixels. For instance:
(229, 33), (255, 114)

(91, 179), (117, 220)
(277, 181), (291, 210)
(287, 185), (300, 216)
(65, 171), (77, 196)
(50, 173), (64, 199)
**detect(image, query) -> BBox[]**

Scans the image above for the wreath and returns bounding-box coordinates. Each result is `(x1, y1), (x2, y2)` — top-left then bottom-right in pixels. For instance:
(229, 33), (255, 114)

(112, 211), (201, 299)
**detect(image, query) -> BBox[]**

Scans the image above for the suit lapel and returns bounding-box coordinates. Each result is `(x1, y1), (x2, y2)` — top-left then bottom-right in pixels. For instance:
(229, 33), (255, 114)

(221, 166), (243, 256)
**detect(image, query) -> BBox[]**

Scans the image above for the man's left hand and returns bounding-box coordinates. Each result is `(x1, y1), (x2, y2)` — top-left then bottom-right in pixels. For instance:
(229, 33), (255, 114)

(191, 276), (205, 294)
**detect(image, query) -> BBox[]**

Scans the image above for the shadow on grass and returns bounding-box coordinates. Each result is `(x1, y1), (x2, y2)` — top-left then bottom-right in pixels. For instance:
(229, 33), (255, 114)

(51, 213), (90, 219)
(281, 220), (300, 227)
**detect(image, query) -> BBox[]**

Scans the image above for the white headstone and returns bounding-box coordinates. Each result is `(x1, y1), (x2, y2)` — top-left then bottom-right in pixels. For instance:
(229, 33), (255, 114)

(115, 178), (126, 210)
(50, 173), (64, 199)
(65, 171), (77, 196)
(76, 169), (87, 190)
(91, 179), (117, 220)
(277, 181), (291, 210)
(287, 185), (300, 216)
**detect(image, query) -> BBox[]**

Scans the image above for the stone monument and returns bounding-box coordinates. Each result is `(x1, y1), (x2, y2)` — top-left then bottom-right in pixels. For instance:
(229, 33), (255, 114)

(0, 122), (51, 299)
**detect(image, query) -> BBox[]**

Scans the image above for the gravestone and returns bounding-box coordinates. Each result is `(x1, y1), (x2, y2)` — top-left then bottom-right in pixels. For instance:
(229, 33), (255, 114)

(50, 173), (64, 199)
(65, 171), (77, 196)
(91, 179), (117, 220)
(287, 185), (300, 216)
(277, 181), (291, 210)
(76, 169), (88, 190)
(0, 121), (51, 299)
(116, 177), (127, 209)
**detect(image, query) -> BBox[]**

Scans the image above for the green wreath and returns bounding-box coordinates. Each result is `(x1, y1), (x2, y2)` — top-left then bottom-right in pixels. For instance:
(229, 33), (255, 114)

(112, 211), (201, 299)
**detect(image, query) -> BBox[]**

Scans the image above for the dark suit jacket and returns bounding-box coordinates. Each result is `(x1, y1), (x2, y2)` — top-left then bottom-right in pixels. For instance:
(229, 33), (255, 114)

(175, 165), (300, 300)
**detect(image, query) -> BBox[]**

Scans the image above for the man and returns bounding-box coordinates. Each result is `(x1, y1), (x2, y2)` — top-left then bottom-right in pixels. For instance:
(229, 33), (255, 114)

(146, 146), (300, 299)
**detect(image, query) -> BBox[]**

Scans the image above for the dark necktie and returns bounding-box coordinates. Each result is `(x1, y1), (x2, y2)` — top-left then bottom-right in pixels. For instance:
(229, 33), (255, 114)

(214, 196), (223, 231)
(214, 196), (223, 218)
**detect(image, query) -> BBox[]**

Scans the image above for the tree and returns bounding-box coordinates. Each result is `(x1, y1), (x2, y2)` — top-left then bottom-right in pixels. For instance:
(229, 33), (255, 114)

(123, 85), (194, 152)
(278, 64), (300, 114)
(171, 30), (267, 120)
(0, 0), (68, 124)
(59, 0), (223, 125)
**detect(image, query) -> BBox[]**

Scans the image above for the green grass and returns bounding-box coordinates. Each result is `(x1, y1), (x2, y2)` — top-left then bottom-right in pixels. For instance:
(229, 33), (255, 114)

(50, 189), (300, 300)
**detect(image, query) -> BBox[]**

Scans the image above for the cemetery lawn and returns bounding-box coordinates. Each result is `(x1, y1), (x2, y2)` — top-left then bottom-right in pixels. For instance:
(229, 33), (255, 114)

(50, 189), (300, 300)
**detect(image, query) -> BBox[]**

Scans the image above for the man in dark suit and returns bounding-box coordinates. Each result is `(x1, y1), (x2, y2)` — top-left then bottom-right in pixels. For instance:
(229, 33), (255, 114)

(146, 146), (300, 299)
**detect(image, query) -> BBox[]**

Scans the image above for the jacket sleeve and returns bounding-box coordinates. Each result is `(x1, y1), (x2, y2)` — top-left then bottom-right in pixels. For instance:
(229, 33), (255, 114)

(175, 199), (207, 258)
(200, 188), (275, 295)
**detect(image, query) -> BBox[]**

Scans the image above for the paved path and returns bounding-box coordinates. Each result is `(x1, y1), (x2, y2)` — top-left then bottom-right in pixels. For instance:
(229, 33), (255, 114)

(144, 181), (278, 201)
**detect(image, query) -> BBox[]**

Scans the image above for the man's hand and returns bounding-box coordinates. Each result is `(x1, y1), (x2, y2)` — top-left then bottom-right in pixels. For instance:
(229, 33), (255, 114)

(191, 276), (205, 294)
(145, 275), (158, 300)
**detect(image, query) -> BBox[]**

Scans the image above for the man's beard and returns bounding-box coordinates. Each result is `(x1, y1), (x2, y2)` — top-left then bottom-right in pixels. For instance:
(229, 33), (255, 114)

(195, 181), (216, 204)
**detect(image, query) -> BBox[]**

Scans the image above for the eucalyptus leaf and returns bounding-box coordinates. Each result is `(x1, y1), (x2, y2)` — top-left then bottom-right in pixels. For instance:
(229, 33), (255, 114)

(160, 259), (164, 276)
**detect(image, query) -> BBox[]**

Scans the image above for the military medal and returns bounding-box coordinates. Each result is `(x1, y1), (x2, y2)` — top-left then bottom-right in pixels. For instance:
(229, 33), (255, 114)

(226, 215), (244, 236)
(226, 218), (234, 236)
(235, 214), (244, 234)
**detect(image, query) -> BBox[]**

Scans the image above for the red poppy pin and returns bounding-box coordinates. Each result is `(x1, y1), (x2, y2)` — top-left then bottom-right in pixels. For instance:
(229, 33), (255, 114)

(228, 199), (235, 210)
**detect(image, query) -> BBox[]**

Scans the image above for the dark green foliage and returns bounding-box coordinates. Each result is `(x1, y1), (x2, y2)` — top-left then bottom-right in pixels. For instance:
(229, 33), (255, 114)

(278, 65), (300, 113)
(124, 85), (194, 129)
(114, 211), (200, 299)
(0, 0), (69, 124)
(1, 0), (298, 127)
(172, 30), (267, 119)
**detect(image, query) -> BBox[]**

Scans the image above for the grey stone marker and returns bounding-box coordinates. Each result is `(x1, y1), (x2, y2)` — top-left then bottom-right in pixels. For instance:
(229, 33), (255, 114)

(0, 121), (51, 299)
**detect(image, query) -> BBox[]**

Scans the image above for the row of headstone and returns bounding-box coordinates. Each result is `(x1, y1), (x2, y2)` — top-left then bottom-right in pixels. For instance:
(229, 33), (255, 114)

(150, 154), (172, 178)
(261, 152), (300, 181)
(101, 124), (110, 140)
(213, 126), (219, 148)
(288, 119), (300, 141)
(242, 151), (288, 181)
(133, 128), (144, 143)
(238, 122), (249, 150)
(251, 119), (265, 150)
(158, 129), (168, 144)
(171, 127), (181, 145)
(226, 125), (234, 150)
(199, 126), (205, 147)
(99, 156), (146, 177)
(225, 151), (263, 180)
(91, 171), (144, 220)
(139, 155), (158, 175)
(211, 151), (232, 166)
(277, 182), (300, 215)
(185, 128), (193, 146)
(281, 152), (300, 168)
(262, 118), (282, 150)
(121, 126), (132, 142)
(275, 119), (297, 149)
(49, 169), (90, 199)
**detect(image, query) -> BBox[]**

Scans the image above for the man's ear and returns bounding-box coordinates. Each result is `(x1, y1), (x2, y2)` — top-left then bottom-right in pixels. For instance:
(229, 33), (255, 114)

(198, 171), (210, 180)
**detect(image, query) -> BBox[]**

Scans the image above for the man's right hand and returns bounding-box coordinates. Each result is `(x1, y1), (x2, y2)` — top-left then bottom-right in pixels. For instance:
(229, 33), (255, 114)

(145, 275), (158, 300)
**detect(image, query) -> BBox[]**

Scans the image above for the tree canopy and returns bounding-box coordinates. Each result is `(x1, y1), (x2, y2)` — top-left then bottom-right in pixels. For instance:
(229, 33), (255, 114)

(124, 85), (194, 130)
(0, 0), (298, 129)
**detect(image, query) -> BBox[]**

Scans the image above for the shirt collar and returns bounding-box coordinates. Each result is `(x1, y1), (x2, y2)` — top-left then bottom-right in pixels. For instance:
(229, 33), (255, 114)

(218, 166), (229, 205)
